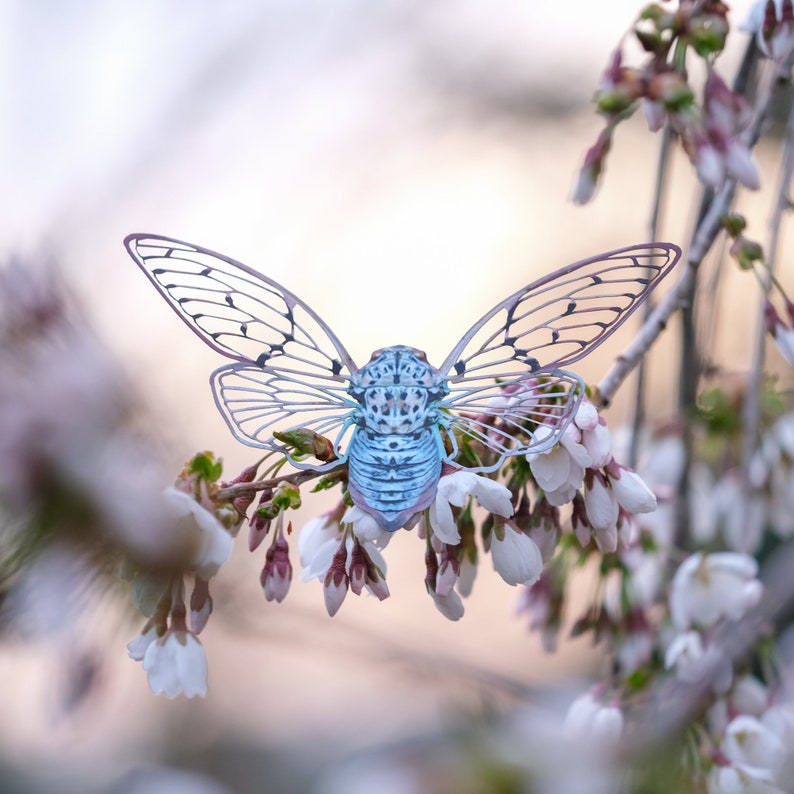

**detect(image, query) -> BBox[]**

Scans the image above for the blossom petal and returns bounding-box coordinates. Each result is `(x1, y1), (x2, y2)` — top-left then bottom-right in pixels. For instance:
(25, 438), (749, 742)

(429, 588), (465, 621)
(343, 505), (392, 549)
(491, 527), (543, 587)
(583, 478), (619, 532)
(143, 631), (208, 698)
(127, 625), (159, 661)
(428, 497), (461, 545)
(468, 476), (514, 518)
(612, 468), (657, 513)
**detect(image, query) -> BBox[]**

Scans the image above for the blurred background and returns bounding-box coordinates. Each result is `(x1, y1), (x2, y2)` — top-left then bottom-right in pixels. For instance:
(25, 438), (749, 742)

(0, 1), (776, 792)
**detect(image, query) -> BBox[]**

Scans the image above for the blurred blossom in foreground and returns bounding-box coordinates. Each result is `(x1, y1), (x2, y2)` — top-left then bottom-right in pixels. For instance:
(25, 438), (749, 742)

(0, 260), (240, 702)
(0, 262), (181, 565)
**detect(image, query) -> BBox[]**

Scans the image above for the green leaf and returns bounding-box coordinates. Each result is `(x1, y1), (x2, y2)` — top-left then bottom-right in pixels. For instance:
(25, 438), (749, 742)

(188, 452), (223, 482)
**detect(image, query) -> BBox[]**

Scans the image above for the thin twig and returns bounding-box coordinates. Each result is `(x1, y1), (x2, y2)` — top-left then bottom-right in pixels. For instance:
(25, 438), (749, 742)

(629, 125), (673, 467)
(596, 181), (735, 407)
(215, 467), (343, 501)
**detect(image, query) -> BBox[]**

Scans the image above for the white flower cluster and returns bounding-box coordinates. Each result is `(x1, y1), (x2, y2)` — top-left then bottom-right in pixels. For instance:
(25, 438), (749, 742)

(126, 486), (233, 698)
(292, 397), (659, 624)
(299, 505), (390, 617)
(527, 399), (657, 555)
(665, 551), (763, 694)
(706, 676), (794, 792)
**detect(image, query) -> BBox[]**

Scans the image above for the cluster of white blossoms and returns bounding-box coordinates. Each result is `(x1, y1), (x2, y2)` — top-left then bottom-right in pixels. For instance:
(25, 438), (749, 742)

(120, 390), (666, 697)
(573, 0), (763, 206)
(0, 265), (244, 702)
(126, 478), (235, 698)
(269, 396), (658, 625)
(665, 552), (763, 694)
(527, 399), (657, 553)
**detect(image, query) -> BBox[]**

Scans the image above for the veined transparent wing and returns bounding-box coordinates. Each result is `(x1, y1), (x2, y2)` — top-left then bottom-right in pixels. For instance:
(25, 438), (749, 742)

(440, 370), (585, 470)
(125, 234), (359, 453)
(438, 243), (681, 464)
(211, 362), (357, 464)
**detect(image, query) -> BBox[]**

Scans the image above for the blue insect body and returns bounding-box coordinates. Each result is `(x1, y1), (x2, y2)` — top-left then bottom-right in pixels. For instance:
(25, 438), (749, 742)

(125, 235), (681, 532)
(347, 346), (448, 531)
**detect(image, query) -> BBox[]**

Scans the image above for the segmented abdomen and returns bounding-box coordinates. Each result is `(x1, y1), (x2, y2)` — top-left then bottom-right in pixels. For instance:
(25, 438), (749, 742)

(347, 428), (441, 532)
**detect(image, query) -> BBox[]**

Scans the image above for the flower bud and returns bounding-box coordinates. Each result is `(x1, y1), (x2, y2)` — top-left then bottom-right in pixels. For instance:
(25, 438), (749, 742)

(248, 489), (273, 552)
(189, 576), (213, 634)
(583, 471), (619, 533)
(272, 428), (337, 463)
(606, 460), (657, 514)
(571, 128), (612, 206)
(349, 540), (367, 596)
(323, 542), (349, 617)
(435, 544), (460, 598)
(260, 525), (292, 603)
(729, 236), (765, 270)
(272, 482), (301, 511)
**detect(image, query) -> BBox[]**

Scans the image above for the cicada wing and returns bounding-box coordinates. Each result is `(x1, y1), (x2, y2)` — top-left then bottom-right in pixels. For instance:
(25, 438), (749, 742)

(440, 243), (681, 389)
(124, 234), (358, 379)
(125, 234), (360, 459)
(212, 363), (356, 468)
(440, 370), (585, 470)
(438, 243), (680, 467)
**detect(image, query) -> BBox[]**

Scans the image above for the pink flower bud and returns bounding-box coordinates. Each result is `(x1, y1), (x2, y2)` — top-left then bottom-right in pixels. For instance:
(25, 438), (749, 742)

(435, 545), (460, 598)
(260, 526), (292, 603)
(189, 576), (212, 634)
(323, 542), (349, 617)
(348, 541), (367, 596)
(365, 566), (390, 602)
(248, 489), (273, 552)
(571, 128), (612, 206)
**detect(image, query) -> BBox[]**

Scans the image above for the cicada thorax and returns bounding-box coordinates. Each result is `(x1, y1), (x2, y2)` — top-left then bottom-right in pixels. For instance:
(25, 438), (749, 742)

(347, 346), (448, 532)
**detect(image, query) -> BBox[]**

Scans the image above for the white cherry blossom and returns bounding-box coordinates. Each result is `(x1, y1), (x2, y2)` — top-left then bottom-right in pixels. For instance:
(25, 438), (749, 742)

(428, 471), (513, 545)
(609, 466), (657, 514)
(563, 692), (624, 744)
(142, 628), (208, 699)
(127, 624), (159, 662)
(490, 524), (543, 587)
(161, 487), (232, 579)
(342, 505), (392, 549)
(721, 715), (786, 783)
(528, 423), (590, 505)
(670, 552), (763, 631)
(575, 400), (612, 468)
(664, 630), (732, 693)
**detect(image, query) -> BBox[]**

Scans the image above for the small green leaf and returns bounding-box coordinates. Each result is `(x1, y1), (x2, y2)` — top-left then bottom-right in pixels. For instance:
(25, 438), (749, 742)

(188, 451), (223, 482)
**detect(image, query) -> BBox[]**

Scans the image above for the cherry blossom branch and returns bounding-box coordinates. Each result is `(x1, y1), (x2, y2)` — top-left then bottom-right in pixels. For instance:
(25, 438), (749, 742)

(596, 61), (778, 408)
(215, 466), (343, 501)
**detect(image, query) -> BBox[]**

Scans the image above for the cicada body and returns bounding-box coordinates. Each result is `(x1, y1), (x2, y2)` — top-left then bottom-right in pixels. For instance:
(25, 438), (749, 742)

(346, 346), (447, 531)
(125, 235), (681, 531)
